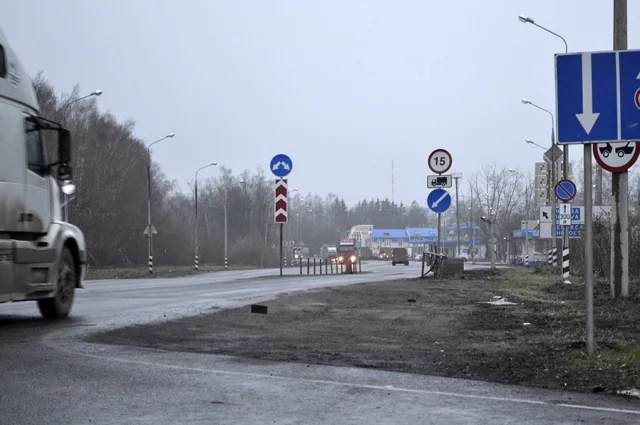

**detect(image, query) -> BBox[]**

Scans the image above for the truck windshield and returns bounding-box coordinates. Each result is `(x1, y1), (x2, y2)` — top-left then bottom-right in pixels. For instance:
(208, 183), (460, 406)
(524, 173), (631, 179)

(327, 247), (337, 253)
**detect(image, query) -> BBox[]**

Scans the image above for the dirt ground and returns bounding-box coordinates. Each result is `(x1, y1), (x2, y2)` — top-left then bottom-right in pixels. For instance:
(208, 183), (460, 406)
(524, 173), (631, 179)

(89, 269), (640, 396)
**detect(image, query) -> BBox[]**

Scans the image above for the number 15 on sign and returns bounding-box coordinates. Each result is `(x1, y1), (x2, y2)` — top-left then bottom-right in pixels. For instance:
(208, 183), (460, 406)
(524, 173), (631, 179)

(558, 203), (572, 225)
(428, 149), (453, 174)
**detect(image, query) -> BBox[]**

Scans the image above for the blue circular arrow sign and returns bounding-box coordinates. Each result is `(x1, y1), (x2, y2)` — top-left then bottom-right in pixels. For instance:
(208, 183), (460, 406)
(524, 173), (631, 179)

(270, 154), (293, 177)
(427, 188), (451, 213)
(555, 179), (577, 202)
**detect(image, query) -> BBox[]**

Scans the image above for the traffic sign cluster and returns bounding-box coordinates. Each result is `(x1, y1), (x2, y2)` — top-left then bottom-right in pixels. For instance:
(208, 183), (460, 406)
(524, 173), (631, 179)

(555, 49), (640, 173)
(426, 149), (453, 214)
(270, 153), (293, 223)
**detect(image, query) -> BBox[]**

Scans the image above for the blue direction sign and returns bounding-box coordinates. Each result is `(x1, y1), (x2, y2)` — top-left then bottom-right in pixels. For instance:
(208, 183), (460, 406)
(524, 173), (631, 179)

(427, 188), (451, 214)
(270, 154), (293, 177)
(555, 50), (640, 144)
(555, 179), (577, 202)
(555, 224), (583, 238)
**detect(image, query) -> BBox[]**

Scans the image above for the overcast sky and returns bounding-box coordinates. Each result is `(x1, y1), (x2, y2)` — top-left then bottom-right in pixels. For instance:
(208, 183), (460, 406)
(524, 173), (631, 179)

(3, 0), (639, 206)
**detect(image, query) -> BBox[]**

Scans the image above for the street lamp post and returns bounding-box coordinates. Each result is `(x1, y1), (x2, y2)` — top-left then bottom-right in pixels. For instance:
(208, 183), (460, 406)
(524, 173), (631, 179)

(288, 188), (299, 264)
(145, 133), (175, 274)
(60, 89), (103, 222)
(468, 207), (475, 264)
(509, 168), (531, 266)
(481, 211), (496, 270)
(517, 16), (570, 184)
(525, 138), (547, 150)
(194, 162), (218, 270)
(452, 173), (463, 258)
(522, 98), (560, 271)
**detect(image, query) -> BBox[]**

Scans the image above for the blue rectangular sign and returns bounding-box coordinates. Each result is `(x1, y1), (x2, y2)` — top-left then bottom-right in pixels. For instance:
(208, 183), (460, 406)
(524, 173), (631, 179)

(555, 224), (583, 238)
(555, 49), (640, 144)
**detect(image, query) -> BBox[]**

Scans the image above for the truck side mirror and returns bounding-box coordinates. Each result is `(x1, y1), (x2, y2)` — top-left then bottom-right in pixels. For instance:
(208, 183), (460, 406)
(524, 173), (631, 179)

(58, 164), (72, 181)
(58, 128), (71, 164)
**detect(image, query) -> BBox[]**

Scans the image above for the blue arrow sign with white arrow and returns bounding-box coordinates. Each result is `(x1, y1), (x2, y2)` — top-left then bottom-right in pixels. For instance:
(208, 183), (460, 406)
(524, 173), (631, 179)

(270, 154), (293, 177)
(555, 50), (640, 144)
(427, 188), (451, 214)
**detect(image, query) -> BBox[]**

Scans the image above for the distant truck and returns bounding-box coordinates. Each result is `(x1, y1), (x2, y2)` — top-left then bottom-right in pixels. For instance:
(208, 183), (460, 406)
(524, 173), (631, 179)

(0, 29), (87, 319)
(337, 238), (358, 273)
(320, 244), (338, 262)
(292, 246), (309, 265)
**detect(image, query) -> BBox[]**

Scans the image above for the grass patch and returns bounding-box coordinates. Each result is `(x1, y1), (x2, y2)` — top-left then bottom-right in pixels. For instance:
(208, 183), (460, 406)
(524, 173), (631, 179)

(488, 268), (640, 393)
(86, 264), (258, 280)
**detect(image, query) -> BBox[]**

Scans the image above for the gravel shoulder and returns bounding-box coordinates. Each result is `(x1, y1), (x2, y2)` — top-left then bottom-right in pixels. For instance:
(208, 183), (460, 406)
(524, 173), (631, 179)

(88, 268), (640, 397)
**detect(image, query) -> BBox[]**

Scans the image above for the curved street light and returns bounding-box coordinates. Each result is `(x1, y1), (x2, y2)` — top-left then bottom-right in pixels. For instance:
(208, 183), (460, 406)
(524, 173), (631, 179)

(146, 133), (175, 273)
(518, 15), (568, 54)
(60, 89), (103, 222)
(525, 138), (547, 150)
(194, 162), (218, 270)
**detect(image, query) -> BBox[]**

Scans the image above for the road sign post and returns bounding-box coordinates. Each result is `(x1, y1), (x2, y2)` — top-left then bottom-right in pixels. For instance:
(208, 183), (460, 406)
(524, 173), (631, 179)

(427, 149), (453, 256)
(427, 188), (451, 255)
(554, 1), (630, 352)
(555, 179), (577, 284)
(271, 154), (293, 276)
(556, 44), (640, 299)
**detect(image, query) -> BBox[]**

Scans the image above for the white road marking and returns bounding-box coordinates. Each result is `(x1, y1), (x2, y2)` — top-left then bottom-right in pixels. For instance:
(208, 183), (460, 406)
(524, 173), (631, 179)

(43, 332), (640, 417)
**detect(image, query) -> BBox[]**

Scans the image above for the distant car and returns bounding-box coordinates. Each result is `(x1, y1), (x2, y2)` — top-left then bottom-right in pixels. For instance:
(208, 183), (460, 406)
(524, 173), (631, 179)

(391, 248), (409, 266)
(379, 252), (391, 261)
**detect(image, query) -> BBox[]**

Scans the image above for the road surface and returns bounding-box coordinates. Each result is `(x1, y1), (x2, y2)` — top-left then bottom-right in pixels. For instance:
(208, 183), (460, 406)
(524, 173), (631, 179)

(1, 261), (638, 424)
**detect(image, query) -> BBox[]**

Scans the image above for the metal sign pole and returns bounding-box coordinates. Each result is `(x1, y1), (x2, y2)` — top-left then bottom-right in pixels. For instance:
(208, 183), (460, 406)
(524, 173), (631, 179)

(437, 213), (441, 254)
(279, 223), (283, 276)
(584, 145), (594, 354)
(611, 0), (629, 298)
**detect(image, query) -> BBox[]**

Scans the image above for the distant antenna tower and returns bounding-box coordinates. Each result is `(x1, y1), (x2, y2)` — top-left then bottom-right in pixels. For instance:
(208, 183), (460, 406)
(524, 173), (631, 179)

(391, 160), (395, 204)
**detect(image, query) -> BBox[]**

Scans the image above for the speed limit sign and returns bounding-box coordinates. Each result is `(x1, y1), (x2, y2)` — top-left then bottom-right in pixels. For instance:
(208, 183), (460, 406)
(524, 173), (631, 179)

(428, 149), (452, 174)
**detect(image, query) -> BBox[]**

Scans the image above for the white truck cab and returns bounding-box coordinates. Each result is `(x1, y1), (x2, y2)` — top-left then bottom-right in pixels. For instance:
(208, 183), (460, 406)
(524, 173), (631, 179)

(0, 29), (86, 318)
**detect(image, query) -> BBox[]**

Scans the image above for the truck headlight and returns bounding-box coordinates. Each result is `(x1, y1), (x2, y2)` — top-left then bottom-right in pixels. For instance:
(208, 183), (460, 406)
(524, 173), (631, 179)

(339, 256), (344, 262)
(350, 255), (356, 263)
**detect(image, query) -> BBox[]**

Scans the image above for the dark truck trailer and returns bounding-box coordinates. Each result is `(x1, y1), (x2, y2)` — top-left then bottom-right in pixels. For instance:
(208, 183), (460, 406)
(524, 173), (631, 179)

(359, 246), (372, 260)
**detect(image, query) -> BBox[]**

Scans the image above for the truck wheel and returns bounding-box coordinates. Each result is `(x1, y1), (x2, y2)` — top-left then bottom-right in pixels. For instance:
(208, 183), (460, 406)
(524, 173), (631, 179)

(392, 262), (396, 266)
(38, 247), (76, 319)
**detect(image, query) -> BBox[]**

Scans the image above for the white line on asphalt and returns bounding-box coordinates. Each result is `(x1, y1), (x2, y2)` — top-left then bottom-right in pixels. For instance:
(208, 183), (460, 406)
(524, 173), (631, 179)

(42, 333), (640, 417)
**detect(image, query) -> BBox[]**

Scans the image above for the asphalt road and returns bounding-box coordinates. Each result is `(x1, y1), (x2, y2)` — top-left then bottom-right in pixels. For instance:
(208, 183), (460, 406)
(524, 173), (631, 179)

(1, 261), (639, 424)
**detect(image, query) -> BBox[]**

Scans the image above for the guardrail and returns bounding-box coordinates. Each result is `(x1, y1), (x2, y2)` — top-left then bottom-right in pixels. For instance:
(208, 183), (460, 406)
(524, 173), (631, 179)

(420, 252), (464, 279)
(288, 257), (363, 275)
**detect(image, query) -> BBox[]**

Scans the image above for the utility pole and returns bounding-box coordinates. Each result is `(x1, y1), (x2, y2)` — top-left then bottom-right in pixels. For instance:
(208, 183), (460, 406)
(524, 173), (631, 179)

(611, 0), (629, 298)
(224, 187), (228, 270)
(452, 173), (462, 257)
(194, 163), (217, 270)
(550, 128), (558, 270)
(391, 160), (395, 205)
(144, 133), (175, 274)
(596, 168), (603, 205)
(481, 213), (496, 270)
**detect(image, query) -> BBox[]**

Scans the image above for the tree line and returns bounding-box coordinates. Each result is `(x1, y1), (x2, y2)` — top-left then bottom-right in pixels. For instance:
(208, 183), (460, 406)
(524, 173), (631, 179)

(33, 73), (639, 279)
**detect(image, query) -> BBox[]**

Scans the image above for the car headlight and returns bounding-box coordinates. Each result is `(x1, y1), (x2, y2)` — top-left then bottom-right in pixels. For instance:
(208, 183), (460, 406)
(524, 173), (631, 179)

(350, 255), (356, 263)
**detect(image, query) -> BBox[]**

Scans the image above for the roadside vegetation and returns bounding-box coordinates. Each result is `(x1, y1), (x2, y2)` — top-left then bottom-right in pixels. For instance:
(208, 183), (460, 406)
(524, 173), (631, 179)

(85, 264), (257, 280)
(489, 268), (640, 394)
